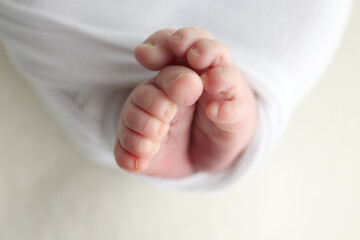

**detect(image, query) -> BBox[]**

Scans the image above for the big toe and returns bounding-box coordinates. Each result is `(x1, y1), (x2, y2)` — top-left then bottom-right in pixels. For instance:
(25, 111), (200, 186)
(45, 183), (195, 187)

(134, 29), (176, 71)
(155, 65), (203, 107)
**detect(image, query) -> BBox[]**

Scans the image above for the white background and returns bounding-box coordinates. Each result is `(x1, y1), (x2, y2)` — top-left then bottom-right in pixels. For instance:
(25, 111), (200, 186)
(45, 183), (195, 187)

(1, 1), (359, 239)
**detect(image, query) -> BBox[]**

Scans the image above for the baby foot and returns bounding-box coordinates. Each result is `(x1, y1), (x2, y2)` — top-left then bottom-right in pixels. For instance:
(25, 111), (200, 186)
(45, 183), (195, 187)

(169, 27), (258, 172)
(114, 65), (203, 178)
(119, 27), (257, 177)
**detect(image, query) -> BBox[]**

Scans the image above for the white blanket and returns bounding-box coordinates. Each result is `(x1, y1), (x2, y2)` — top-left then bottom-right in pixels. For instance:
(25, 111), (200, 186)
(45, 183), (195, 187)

(0, 0), (353, 189)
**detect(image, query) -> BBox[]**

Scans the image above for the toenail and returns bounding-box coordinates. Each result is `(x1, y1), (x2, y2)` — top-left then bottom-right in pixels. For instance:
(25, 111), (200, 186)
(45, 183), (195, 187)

(152, 142), (161, 154)
(134, 160), (140, 171)
(190, 47), (200, 56)
(201, 73), (208, 85)
(163, 103), (177, 120)
(209, 103), (220, 118)
(140, 42), (155, 47)
(158, 122), (169, 137)
(170, 34), (182, 41)
(134, 159), (149, 172)
(174, 73), (186, 81)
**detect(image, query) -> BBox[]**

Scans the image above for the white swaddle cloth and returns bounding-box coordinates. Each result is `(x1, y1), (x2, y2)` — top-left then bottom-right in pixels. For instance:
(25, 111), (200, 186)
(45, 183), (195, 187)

(0, 0), (352, 189)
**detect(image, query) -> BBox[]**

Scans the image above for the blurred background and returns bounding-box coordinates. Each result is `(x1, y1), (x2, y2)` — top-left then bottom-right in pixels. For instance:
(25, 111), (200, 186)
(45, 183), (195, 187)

(0, 2), (359, 240)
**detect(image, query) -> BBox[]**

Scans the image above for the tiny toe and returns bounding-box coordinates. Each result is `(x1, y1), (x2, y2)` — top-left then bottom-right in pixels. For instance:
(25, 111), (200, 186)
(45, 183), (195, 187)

(134, 29), (176, 70)
(187, 39), (232, 70)
(118, 126), (160, 158)
(201, 65), (242, 95)
(199, 65), (248, 126)
(123, 101), (170, 140)
(130, 84), (177, 123)
(169, 27), (213, 57)
(131, 84), (178, 122)
(114, 140), (150, 172)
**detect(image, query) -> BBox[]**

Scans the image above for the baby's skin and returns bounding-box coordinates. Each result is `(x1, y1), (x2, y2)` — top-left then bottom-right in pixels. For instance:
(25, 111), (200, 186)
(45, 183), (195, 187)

(114, 27), (257, 178)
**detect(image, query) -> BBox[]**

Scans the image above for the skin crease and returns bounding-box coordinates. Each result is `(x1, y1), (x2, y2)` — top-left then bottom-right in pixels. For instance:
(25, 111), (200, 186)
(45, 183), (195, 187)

(114, 27), (258, 179)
